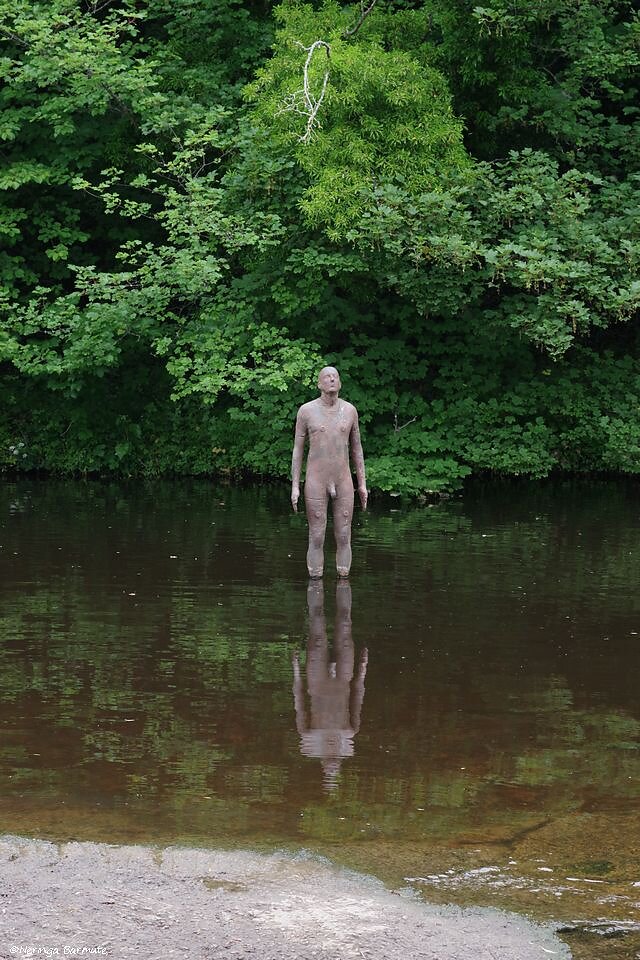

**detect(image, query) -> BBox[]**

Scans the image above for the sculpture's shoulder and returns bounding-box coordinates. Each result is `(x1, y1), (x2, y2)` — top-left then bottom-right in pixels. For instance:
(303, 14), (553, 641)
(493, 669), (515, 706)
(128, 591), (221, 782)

(341, 399), (358, 420)
(294, 400), (318, 430)
(296, 399), (317, 420)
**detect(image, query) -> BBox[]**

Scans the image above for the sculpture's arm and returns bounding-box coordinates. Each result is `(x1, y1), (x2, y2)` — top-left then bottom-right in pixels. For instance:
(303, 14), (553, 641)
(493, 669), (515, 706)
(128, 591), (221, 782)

(350, 409), (368, 510)
(350, 648), (368, 735)
(292, 651), (308, 734)
(291, 408), (307, 513)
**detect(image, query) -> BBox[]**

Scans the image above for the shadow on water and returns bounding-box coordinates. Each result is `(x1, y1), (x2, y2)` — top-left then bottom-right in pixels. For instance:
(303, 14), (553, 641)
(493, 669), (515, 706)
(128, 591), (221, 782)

(1, 478), (640, 958)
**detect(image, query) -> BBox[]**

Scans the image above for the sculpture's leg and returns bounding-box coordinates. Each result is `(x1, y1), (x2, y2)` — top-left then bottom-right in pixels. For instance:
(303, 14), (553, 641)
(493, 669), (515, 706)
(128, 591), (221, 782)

(306, 579), (329, 691)
(332, 490), (354, 577)
(305, 495), (328, 578)
(334, 580), (354, 681)
(307, 579), (326, 640)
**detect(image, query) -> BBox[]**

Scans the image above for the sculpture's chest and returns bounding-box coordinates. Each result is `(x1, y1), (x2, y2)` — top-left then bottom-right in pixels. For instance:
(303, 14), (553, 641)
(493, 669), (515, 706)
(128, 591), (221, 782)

(308, 411), (350, 438)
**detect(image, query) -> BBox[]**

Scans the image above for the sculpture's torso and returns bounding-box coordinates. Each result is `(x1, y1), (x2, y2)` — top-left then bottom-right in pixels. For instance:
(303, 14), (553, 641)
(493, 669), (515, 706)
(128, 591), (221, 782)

(307, 683), (353, 731)
(301, 398), (354, 496)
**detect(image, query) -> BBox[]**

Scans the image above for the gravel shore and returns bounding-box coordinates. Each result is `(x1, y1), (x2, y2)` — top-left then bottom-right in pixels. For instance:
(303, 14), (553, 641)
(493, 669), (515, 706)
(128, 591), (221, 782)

(0, 835), (570, 960)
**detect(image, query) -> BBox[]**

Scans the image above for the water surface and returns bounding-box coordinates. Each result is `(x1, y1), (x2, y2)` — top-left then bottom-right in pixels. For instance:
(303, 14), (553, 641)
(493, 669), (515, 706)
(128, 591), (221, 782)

(1, 479), (639, 957)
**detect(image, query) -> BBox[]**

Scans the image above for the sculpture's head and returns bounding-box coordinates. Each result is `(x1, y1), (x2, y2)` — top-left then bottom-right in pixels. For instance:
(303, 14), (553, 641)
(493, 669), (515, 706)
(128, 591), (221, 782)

(321, 757), (344, 792)
(317, 366), (341, 394)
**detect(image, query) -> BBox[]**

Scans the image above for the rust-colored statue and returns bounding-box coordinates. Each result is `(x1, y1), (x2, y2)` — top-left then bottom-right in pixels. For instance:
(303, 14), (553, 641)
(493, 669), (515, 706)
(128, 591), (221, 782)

(293, 580), (368, 790)
(291, 366), (367, 578)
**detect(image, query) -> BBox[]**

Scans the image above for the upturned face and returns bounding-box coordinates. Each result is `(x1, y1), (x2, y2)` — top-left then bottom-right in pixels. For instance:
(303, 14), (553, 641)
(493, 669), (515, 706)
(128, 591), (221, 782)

(317, 367), (341, 393)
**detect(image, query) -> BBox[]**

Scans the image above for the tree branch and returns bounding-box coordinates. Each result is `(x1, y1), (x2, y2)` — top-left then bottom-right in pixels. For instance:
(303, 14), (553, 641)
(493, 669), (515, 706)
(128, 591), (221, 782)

(344, 0), (379, 38)
(278, 1), (378, 142)
(393, 414), (417, 432)
(278, 39), (331, 143)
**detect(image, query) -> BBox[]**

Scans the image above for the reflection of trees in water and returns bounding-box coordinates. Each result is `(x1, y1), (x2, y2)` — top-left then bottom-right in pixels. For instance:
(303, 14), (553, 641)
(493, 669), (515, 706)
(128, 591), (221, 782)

(0, 480), (639, 841)
(6, 479), (640, 618)
(0, 575), (638, 845)
(293, 580), (367, 791)
(356, 484), (640, 620)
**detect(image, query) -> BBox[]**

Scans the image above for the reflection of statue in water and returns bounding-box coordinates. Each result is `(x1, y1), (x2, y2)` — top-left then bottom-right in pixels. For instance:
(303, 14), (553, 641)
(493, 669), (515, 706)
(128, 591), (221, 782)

(291, 366), (367, 578)
(293, 579), (368, 790)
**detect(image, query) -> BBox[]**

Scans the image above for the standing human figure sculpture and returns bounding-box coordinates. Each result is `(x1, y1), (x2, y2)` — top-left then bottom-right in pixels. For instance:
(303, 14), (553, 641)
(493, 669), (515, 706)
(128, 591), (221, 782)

(291, 367), (367, 578)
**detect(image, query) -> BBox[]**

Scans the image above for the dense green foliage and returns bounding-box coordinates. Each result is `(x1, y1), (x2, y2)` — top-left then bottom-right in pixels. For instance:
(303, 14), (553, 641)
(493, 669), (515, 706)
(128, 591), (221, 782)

(1, 0), (639, 493)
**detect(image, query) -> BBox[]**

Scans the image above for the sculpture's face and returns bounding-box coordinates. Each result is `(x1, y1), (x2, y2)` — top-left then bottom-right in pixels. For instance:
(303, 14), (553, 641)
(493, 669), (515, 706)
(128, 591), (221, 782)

(317, 367), (341, 393)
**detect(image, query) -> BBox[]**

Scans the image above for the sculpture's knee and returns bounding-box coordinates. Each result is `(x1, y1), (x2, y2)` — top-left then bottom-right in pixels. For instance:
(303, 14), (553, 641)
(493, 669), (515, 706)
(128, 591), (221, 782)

(310, 531), (325, 551)
(335, 526), (351, 548)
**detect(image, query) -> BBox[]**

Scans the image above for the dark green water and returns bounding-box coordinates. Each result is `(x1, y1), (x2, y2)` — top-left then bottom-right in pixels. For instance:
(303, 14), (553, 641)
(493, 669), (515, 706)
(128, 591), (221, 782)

(1, 479), (639, 957)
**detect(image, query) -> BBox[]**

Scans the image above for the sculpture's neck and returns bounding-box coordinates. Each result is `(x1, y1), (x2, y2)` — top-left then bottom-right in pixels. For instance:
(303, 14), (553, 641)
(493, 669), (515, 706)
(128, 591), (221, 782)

(320, 392), (340, 408)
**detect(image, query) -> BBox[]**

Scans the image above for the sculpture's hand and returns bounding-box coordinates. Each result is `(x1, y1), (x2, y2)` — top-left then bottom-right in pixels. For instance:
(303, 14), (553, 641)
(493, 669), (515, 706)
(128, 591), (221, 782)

(292, 650), (301, 680)
(291, 484), (300, 513)
(358, 485), (368, 511)
(358, 647), (369, 680)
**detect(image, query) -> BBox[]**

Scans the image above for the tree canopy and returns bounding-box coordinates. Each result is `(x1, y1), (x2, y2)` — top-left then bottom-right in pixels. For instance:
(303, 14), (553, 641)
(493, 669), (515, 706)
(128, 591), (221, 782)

(1, 0), (639, 494)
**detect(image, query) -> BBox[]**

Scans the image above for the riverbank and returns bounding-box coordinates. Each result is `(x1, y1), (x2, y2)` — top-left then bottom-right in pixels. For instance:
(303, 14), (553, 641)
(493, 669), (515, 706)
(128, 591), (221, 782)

(0, 836), (569, 960)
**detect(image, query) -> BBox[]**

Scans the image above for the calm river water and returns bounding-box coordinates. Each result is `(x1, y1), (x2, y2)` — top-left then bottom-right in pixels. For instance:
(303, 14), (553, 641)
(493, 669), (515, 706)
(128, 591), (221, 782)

(1, 479), (639, 958)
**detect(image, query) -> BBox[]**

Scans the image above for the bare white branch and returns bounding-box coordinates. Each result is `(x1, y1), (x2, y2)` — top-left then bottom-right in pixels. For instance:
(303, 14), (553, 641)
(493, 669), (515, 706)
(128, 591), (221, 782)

(278, 39), (331, 143)
(278, 0), (377, 143)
